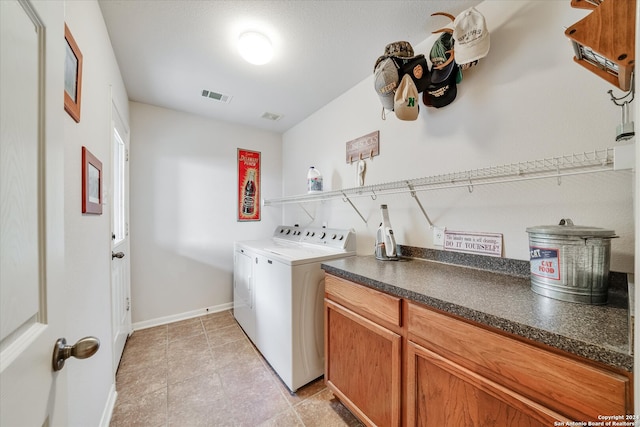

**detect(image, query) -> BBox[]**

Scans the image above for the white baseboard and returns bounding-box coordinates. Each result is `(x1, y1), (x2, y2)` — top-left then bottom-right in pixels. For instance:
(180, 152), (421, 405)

(99, 383), (117, 427)
(131, 302), (234, 331)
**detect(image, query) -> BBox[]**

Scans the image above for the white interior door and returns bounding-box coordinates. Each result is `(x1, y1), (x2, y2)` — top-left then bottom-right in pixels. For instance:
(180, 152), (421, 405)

(110, 102), (131, 373)
(0, 1), (69, 425)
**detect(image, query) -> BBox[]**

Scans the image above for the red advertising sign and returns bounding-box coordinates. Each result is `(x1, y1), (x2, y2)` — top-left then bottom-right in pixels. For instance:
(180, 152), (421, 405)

(238, 149), (260, 221)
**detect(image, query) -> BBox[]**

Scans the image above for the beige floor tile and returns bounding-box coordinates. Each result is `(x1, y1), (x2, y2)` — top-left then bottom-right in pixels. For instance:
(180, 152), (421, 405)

(168, 334), (210, 360)
(111, 387), (167, 427)
(205, 323), (246, 347)
(168, 317), (205, 342)
(168, 347), (216, 385)
(112, 310), (364, 426)
(117, 341), (167, 378)
(294, 388), (364, 427)
(278, 377), (327, 405)
(128, 325), (168, 344)
(210, 336), (260, 370)
(119, 326), (167, 372)
(168, 372), (230, 427)
(258, 407), (304, 427)
(202, 310), (237, 330)
(116, 362), (167, 404)
(226, 385), (292, 426)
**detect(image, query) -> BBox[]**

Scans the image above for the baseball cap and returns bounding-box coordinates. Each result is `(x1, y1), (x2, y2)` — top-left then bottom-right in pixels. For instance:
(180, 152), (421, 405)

(429, 32), (456, 84)
(424, 63), (458, 108)
(394, 74), (419, 120)
(374, 57), (399, 110)
(453, 7), (490, 65)
(393, 54), (430, 92)
(384, 41), (414, 58)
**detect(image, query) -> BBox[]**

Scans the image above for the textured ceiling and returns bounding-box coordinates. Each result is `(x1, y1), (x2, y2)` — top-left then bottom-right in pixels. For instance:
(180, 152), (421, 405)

(99, 0), (482, 133)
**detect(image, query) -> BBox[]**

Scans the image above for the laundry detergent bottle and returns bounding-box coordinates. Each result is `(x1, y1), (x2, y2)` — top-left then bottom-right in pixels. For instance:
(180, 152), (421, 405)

(307, 167), (323, 193)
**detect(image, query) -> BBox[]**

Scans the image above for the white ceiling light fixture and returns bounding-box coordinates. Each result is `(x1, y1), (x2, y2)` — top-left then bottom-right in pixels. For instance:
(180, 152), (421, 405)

(238, 31), (273, 65)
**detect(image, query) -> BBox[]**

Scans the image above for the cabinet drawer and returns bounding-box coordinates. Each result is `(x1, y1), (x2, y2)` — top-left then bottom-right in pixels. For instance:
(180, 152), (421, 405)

(325, 274), (401, 327)
(407, 302), (631, 421)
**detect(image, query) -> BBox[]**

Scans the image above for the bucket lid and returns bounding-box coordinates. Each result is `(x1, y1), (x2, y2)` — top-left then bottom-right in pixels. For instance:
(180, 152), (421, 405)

(526, 218), (616, 238)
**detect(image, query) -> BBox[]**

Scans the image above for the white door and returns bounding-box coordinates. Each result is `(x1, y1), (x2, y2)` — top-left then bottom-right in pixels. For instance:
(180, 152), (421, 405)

(110, 102), (131, 373)
(1, 1), (72, 425)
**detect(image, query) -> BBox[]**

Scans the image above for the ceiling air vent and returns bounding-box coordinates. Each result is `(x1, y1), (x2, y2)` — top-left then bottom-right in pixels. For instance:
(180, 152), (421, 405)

(261, 112), (283, 121)
(201, 89), (232, 104)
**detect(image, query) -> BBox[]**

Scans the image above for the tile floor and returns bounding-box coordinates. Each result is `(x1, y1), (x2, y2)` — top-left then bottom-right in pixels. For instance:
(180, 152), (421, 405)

(110, 310), (365, 426)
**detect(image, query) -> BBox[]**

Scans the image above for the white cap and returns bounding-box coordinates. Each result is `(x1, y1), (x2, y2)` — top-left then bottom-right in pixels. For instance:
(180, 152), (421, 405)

(394, 74), (419, 121)
(453, 7), (490, 65)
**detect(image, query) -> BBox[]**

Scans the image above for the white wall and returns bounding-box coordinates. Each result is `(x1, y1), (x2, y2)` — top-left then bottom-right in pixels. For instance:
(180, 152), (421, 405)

(129, 102), (282, 325)
(62, 0), (130, 425)
(282, 0), (634, 273)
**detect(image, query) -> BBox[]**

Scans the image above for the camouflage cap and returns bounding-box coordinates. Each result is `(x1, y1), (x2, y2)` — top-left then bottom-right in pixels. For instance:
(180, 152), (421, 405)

(384, 41), (414, 58)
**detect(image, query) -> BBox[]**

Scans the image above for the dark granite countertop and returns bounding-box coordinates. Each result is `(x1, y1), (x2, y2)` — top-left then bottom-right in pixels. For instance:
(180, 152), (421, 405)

(321, 254), (633, 372)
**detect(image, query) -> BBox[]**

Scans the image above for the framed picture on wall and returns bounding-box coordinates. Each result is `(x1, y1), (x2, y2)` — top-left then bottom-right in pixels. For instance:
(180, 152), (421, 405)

(82, 146), (102, 214)
(64, 23), (83, 122)
(237, 149), (261, 221)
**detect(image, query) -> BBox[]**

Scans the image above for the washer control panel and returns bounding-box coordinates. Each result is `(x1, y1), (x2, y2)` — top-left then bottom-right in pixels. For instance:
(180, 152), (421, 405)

(273, 225), (355, 250)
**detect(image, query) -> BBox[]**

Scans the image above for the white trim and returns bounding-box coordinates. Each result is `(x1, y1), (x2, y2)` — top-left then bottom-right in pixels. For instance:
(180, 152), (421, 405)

(132, 303), (233, 331)
(634, 0), (639, 415)
(627, 3), (640, 414)
(0, 322), (46, 372)
(99, 383), (117, 427)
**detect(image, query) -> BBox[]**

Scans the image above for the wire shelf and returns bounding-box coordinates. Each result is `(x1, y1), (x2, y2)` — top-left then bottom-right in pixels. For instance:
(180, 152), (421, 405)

(264, 149), (616, 207)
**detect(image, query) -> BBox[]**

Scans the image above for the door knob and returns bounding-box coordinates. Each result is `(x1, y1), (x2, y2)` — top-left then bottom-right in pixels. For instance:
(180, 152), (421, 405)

(52, 336), (100, 372)
(112, 251), (125, 259)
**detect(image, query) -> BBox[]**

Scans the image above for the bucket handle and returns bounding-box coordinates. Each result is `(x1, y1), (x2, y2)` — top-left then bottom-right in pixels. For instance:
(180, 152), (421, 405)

(558, 218), (574, 226)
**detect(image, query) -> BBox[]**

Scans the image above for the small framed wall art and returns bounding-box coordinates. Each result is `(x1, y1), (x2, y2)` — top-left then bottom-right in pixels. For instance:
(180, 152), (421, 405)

(82, 146), (102, 215)
(237, 149), (261, 221)
(64, 23), (83, 122)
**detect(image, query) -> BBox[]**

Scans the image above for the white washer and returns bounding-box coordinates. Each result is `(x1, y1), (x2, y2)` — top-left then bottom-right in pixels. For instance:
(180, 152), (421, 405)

(233, 225), (356, 392)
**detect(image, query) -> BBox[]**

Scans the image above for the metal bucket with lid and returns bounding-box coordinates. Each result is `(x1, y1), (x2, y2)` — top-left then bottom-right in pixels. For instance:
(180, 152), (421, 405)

(526, 218), (617, 305)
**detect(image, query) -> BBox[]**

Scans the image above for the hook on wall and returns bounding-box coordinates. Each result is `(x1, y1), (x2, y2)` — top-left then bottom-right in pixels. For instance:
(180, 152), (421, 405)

(609, 71), (635, 141)
(608, 70), (635, 106)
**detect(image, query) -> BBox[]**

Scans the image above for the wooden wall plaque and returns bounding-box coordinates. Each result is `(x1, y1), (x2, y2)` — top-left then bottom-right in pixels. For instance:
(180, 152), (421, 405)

(346, 131), (379, 164)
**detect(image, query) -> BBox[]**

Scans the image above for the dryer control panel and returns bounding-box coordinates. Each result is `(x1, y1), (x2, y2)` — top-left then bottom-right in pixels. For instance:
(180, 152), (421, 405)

(273, 225), (355, 251)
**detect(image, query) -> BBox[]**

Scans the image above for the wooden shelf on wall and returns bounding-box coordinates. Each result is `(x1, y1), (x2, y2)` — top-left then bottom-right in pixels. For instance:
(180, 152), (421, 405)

(570, 0), (601, 10)
(565, 0), (635, 91)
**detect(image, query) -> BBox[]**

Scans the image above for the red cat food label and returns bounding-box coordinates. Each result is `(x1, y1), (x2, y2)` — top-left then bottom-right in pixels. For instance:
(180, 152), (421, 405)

(530, 247), (560, 281)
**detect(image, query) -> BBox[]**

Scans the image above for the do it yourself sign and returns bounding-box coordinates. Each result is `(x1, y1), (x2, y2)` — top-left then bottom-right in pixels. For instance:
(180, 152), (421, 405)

(443, 230), (503, 257)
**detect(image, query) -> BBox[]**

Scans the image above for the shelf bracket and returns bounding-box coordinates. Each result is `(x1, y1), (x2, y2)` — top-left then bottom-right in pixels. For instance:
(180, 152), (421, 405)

(407, 182), (434, 228)
(297, 203), (315, 221)
(342, 192), (367, 224)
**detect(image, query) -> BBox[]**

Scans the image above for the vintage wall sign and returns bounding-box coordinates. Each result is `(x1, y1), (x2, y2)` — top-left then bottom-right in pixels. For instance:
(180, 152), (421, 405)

(238, 149), (261, 221)
(443, 230), (503, 257)
(345, 131), (379, 164)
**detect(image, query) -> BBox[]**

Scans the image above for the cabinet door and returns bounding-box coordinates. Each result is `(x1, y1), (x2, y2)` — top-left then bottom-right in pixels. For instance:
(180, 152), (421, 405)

(406, 341), (571, 427)
(324, 299), (401, 427)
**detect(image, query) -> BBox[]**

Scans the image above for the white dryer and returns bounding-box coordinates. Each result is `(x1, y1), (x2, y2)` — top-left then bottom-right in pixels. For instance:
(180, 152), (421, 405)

(233, 225), (356, 392)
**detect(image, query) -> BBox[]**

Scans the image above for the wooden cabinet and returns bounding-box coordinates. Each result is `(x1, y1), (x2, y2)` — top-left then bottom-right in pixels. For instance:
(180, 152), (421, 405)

(324, 274), (402, 427)
(406, 341), (568, 426)
(324, 273), (633, 427)
(406, 302), (632, 423)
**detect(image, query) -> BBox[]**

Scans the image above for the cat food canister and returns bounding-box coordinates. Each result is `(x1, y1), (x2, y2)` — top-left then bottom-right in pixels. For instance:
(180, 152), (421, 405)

(526, 218), (617, 305)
